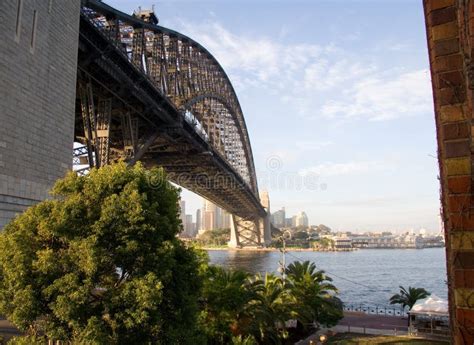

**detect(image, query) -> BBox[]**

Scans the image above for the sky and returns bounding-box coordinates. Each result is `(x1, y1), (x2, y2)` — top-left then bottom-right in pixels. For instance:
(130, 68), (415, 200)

(107, 0), (440, 233)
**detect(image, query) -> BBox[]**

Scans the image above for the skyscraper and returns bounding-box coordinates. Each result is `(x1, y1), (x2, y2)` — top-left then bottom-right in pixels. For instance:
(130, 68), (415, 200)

(179, 200), (186, 232)
(272, 207), (286, 228)
(295, 211), (309, 227)
(185, 214), (195, 237)
(199, 199), (218, 235)
(196, 209), (201, 233)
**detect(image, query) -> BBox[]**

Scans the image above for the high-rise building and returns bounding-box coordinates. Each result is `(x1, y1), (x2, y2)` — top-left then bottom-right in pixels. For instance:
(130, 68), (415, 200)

(221, 209), (231, 229)
(291, 215), (298, 227)
(295, 211), (309, 227)
(199, 199), (217, 235)
(185, 214), (195, 237)
(196, 209), (201, 233)
(272, 207), (286, 228)
(179, 200), (186, 232)
(216, 207), (222, 229)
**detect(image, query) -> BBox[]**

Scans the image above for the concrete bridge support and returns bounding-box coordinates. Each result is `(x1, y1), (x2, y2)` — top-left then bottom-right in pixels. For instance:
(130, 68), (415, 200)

(0, 1), (81, 228)
(228, 214), (271, 248)
(228, 191), (272, 248)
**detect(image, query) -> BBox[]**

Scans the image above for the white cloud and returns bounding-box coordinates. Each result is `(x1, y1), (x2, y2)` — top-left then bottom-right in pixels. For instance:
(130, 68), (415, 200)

(173, 20), (432, 122)
(299, 161), (387, 177)
(173, 21), (329, 90)
(303, 59), (376, 91)
(320, 69), (433, 121)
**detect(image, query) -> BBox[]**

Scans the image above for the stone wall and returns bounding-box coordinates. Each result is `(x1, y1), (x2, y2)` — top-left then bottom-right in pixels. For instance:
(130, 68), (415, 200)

(424, 0), (474, 343)
(0, 1), (80, 228)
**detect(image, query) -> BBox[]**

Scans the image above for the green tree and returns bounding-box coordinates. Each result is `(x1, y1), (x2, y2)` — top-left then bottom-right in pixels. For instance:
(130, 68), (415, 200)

(285, 261), (343, 328)
(199, 266), (251, 344)
(293, 231), (309, 241)
(196, 228), (231, 247)
(389, 286), (431, 310)
(0, 163), (203, 344)
(243, 273), (291, 345)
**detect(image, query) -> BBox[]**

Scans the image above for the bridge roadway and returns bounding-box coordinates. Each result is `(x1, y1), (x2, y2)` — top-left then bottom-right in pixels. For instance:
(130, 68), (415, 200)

(76, 1), (271, 246)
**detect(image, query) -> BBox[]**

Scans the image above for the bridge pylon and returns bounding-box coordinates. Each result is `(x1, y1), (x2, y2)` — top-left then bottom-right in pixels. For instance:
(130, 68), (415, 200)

(228, 191), (272, 248)
(228, 214), (271, 248)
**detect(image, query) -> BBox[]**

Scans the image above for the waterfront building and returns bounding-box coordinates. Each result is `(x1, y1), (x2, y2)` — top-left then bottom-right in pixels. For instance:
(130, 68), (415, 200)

(333, 236), (352, 249)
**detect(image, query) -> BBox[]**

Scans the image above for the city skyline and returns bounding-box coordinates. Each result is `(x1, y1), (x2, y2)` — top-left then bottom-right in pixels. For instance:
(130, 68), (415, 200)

(108, 0), (439, 232)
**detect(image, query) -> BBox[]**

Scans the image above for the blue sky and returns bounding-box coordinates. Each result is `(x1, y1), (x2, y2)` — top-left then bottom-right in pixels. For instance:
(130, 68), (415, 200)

(108, 0), (439, 232)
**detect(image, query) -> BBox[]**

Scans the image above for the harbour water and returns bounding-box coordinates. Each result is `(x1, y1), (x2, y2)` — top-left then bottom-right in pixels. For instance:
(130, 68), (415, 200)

(207, 248), (447, 308)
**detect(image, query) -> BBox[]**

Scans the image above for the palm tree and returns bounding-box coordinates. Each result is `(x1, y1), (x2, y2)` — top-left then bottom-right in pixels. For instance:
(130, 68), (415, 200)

(243, 273), (291, 344)
(389, 286), (430, 310)
(200, 266), (252, 344)
(285, 261), (343, 328)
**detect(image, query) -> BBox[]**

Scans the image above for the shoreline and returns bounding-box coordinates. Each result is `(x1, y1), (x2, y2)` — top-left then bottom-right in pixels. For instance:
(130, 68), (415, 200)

(201, 246), (444, 252)
(202, 247), (356, 252)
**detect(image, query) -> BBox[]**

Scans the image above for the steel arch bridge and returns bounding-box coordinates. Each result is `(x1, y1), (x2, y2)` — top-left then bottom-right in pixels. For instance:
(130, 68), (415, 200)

(75, 0), (271, 247)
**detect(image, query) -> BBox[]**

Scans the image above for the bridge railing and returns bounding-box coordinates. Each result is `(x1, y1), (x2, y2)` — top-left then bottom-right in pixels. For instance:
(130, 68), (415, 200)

(343, 303), (408, 317)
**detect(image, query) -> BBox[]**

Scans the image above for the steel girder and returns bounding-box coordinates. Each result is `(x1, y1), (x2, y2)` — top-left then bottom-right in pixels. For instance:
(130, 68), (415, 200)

(75, 2), (266, 221)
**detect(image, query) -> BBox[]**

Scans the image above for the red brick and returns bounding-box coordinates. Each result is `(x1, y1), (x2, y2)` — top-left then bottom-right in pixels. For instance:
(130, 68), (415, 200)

(448, 195), (471, 212)
(434, 38), (460, 56)
(455, 270), (474, 288)
(442, 122), (470, 140)
(447, 176), (471, 194)
(427, 0), (455, 12)
(429, 6), (457, 26)
(438, 87), (466, 105)
(454, 331), (474, 345)
(457, 324), (474, 344)
(450, 213), (474, 231)
(454, 251), (474, 269)
(434, 54), (464, 73)
(438, 71), (465, 88)
(445, 140), (471, 158)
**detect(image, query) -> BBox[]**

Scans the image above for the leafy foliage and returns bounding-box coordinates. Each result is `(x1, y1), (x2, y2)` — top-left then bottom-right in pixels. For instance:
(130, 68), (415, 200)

(0, 163), (202, 344)
(389, 286), (431, 310)
(285, 261), (343, 328)
(196, 228), (231, 247)
(199, 260), (343, 344)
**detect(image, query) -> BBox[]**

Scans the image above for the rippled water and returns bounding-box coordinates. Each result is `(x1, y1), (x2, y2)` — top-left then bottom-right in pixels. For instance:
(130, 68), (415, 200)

(207, 248), (447, 307)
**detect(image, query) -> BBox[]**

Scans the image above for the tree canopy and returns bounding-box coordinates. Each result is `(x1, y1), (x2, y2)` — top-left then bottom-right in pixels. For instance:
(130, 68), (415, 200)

(199, 260), (343, 344)
(0, 163), (203, 344)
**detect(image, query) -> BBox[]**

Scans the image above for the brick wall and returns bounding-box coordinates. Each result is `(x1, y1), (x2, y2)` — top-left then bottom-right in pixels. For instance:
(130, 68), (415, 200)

(424, 0), (474, 343)
(0, 1), (80, 228)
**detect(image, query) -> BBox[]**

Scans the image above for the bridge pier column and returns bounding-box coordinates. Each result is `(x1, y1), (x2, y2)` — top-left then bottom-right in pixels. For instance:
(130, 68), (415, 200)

(260, 213), (272, 246)
(229, 214), (271, 248)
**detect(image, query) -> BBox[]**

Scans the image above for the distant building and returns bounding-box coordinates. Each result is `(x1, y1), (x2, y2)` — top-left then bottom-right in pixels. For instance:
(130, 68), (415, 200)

(199, 199), (217, 235)
(220, 209), (231, 229)
(196, 209), (201, 233)
(185, 214), (195, 237)
(291, 215), (298, 227)
(179, 200), (186, 232)
(333, 236), (352, 249)
(272, 207), (286, 228)
(295, 211), (309, 227)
